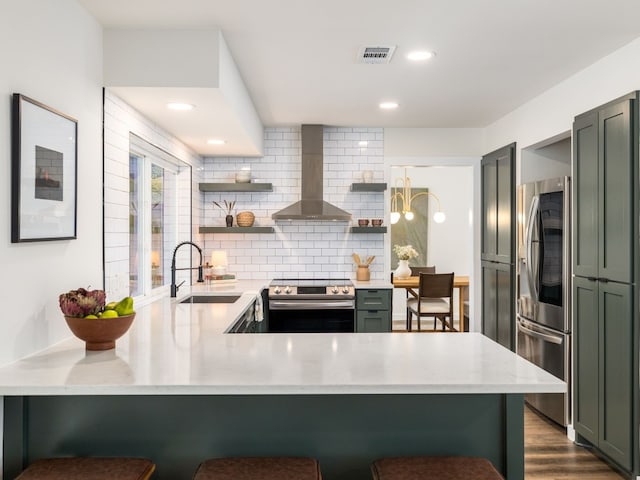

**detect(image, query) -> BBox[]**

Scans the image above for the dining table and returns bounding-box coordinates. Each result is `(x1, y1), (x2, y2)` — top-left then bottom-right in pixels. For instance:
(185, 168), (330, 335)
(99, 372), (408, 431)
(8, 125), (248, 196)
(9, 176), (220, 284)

(392, 275), (470, 331)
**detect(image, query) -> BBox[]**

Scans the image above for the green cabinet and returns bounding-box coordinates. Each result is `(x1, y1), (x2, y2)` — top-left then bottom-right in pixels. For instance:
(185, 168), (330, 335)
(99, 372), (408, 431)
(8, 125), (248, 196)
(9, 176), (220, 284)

(481, 143), (516, 351)
(572, 93), (638, 475)
(573, 277), (633, 470)
(356, 289), (392, 332)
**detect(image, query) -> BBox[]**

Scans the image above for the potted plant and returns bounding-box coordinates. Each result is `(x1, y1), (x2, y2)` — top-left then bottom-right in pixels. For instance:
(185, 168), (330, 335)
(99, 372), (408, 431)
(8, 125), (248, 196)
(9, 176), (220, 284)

(213, 200), (236, 227)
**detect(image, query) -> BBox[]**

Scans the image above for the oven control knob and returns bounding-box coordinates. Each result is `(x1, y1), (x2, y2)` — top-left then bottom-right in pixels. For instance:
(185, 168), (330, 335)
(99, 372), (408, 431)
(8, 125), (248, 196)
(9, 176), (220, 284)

(331, 286), (339, 294)
(274, 286), (281, 294)
(342, 286), (350, 294)
(285, 286), (292, 294)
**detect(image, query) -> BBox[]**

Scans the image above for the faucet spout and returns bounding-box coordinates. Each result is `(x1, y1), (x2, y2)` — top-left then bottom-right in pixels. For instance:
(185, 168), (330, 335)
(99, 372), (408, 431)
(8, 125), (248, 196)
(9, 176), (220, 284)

(170, 241), (204, 297)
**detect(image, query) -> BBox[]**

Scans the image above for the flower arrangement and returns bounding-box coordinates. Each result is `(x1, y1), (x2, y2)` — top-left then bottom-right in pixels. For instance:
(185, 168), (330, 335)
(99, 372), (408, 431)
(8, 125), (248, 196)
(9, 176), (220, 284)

(213, 200), (236, 215)
(393, 244), (419, 261)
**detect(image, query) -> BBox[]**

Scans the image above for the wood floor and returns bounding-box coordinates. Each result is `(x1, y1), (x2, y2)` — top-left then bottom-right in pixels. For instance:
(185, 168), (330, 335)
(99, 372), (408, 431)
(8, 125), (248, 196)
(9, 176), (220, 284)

(525, 406), (626, 479)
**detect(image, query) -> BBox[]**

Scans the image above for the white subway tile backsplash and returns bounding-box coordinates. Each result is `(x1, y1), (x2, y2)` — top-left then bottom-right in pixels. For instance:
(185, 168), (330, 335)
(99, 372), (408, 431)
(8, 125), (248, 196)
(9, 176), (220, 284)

(200, 126), (385, 280)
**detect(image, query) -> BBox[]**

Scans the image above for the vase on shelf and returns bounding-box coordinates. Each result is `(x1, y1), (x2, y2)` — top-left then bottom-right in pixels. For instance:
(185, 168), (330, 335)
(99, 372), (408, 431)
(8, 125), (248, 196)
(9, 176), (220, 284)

(394, 259), (411, 279)
(225, 215), (233, 227)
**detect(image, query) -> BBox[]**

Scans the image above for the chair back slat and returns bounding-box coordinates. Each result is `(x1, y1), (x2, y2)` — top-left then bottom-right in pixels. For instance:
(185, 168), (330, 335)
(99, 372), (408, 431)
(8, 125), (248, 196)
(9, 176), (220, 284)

(418, 272), (454, 300)
(410, 266), (436, 276)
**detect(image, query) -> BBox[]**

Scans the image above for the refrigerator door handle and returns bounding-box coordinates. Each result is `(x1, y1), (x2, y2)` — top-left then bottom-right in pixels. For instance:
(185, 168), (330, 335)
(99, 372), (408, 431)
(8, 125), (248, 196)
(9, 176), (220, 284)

(525, 195), (540, 302)
(517, 320), (563, 345)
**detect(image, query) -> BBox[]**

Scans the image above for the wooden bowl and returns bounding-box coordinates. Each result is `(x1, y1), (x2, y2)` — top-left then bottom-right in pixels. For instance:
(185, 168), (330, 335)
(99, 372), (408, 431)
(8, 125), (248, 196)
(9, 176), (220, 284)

(358, 219), (370, 227)
(371, 219), (383, 226)
(64, 313), (135, 351)
(236, 211), (255, 227)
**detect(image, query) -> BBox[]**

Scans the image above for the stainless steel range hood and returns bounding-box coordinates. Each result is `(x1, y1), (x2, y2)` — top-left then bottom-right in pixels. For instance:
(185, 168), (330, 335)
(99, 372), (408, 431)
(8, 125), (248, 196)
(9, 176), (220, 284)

(272, 125), (352, 221)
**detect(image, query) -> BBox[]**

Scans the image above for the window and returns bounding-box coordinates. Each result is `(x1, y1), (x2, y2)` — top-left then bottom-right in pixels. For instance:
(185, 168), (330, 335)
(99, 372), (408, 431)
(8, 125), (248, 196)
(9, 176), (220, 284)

(129, 135), (187, 298)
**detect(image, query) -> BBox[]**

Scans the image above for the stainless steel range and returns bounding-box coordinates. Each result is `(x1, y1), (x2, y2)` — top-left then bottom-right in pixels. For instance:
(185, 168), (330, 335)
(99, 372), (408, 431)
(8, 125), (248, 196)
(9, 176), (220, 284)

(267, 279), (355, 332)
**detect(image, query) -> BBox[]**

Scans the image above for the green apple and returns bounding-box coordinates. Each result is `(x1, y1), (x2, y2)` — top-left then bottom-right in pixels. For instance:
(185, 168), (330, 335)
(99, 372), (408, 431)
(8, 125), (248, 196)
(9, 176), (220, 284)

(100, 309), (119, 318)
(84, 314), (98, 319)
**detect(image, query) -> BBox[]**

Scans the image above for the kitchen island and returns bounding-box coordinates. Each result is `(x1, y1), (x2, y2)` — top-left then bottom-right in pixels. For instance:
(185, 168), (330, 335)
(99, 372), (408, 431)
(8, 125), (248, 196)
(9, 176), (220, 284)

(0, 283), (564, 480)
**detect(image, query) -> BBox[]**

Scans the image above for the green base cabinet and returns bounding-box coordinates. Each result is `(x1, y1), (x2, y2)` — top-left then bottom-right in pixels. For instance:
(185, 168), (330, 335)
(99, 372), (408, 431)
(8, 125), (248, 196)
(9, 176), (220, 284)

(356, 289), (392, 332)
(573, 278), (633, 471)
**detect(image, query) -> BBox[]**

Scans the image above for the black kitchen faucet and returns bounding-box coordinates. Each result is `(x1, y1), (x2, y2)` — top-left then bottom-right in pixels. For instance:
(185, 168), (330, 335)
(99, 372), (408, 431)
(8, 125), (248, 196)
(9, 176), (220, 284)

(170, 241), (204, 297)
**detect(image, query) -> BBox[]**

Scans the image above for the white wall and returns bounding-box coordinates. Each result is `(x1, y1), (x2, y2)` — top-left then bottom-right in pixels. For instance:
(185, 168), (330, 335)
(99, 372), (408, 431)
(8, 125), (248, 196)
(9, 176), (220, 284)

(201, 127), (386, 280)
(485, 37), (640, 163)
(521, 136), (571, 185)
(0, 0), (103, 365)
(384, 128), (485, 157)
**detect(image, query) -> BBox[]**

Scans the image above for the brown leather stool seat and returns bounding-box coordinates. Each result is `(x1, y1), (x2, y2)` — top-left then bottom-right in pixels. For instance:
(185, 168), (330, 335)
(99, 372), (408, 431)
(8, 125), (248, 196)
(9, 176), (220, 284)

(371, 456), (504, 480)
(16, 457), (156, 480)
(193, 457), (322, 480)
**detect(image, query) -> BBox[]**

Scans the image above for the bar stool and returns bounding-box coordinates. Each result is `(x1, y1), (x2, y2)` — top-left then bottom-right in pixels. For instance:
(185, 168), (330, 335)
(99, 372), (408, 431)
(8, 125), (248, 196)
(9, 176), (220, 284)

(15, 457), (156, 479)
(371, 456), (504, 480)
(193, 457), (322, 479)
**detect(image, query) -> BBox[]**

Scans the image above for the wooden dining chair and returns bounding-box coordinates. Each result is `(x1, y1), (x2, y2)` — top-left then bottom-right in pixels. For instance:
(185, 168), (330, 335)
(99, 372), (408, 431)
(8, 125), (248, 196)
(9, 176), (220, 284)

(403, 266), (435, 330)
(406, 272), (454, 331)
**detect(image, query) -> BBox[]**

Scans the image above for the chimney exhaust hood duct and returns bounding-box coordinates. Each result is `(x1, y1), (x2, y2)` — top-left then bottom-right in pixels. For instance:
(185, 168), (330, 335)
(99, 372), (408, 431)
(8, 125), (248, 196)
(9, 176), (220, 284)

(272, 125), (352, 221)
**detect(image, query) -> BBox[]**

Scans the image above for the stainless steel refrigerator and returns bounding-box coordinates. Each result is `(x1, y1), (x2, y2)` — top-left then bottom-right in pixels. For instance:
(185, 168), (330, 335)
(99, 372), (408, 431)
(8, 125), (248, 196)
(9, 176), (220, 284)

(516, 176), (571, 426)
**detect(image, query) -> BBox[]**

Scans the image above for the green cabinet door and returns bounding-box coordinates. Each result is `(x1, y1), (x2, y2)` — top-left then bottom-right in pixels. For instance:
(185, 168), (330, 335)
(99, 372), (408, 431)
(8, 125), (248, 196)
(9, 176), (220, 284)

(573, 112), (598, 278)
(598, 281), (633, 470)
(481, 144), (515, 264)
(482, 261), (514, 350)
(573, 276), (599, 445)
(598, 100), (633, 284)
(356, 311), (390, 333)
(574, 99), (633, 283)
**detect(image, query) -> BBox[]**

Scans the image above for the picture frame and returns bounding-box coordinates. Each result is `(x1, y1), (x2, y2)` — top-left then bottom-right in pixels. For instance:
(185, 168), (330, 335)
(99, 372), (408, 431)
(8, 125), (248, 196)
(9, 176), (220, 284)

(11, 94), (78, 242)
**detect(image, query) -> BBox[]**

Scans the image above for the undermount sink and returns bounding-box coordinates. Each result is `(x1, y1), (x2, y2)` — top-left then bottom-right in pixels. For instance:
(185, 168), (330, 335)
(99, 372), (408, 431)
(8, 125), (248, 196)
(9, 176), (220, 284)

(180, 295), (241, 304)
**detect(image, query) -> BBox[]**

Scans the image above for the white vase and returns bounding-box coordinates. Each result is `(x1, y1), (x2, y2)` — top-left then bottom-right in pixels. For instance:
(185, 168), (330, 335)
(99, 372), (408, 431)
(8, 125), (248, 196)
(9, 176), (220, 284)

(394, 259), (412, 279)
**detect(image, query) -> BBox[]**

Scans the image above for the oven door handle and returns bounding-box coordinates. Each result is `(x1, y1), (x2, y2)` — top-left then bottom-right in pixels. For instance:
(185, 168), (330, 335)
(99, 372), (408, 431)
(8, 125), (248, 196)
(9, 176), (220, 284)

(269, 300), (355, 310)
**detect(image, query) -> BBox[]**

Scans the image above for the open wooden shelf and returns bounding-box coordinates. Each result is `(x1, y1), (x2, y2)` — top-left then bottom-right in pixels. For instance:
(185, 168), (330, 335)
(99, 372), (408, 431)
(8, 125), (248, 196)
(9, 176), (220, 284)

(350, 183), (387, 192)
(350, 226), (387, 234)
(199, 183), (273, 192)
(199, 226), (275, 234)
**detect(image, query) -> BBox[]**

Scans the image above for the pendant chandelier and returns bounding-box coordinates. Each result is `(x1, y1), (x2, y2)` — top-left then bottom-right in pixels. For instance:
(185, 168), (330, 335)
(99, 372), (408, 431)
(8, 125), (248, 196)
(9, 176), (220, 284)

(390, 168), (446, 225)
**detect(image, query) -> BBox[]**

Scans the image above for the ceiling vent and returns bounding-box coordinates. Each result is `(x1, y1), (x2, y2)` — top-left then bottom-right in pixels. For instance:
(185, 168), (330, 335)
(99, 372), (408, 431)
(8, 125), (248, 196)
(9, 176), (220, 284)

(356, 45), (396, 64)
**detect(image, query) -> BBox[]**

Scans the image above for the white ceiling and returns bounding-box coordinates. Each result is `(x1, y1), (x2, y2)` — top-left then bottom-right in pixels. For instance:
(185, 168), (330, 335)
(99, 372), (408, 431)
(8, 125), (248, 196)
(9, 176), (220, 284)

(79, 0), (640, 156)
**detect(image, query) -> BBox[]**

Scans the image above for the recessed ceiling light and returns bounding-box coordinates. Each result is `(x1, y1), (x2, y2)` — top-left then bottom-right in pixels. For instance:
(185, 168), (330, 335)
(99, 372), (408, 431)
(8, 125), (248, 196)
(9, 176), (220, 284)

(167, 102), (195, 111)
(207, 139), (226, 145)
(379, 102), (399, 110)
(358, 141), (368, 147)
(407, 50), (435, 61)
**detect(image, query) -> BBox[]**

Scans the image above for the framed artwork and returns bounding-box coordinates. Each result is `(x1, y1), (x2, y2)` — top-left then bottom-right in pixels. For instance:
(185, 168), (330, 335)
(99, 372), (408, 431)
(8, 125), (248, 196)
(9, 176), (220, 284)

(390, 187), (429, 269)
(11, 94), (78, 242)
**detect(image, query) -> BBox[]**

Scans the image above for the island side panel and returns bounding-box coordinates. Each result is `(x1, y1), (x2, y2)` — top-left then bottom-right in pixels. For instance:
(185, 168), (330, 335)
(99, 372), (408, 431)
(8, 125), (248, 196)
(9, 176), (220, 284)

(5, 394), (522, 480)
(505, 393), (525, 479)
(3, 397), (24, 480)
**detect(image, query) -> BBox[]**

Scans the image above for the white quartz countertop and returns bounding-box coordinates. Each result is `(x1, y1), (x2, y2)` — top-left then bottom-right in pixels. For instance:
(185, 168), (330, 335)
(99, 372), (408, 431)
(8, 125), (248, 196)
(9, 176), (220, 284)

(0, 281), (565, 396)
